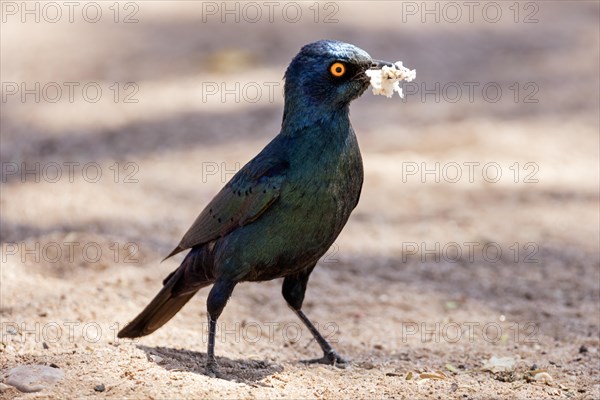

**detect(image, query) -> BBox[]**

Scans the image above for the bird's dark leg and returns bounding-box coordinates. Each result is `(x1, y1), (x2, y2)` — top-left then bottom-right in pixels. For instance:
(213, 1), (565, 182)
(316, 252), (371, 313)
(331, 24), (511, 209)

(206, 278), (236, 375)
(282, 265), (346, 366)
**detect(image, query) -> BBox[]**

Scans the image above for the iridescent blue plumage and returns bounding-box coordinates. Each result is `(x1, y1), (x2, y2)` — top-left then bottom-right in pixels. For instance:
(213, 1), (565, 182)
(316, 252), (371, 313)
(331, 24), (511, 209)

(119, 40), (392, 374)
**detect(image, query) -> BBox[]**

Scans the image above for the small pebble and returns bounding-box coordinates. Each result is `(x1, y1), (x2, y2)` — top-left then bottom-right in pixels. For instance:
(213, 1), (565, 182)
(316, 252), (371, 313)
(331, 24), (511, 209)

(579, 345), (588, 353)
(533, 372), (553, 384)
(94, 384), (106, 392)
(6, 365), (64, 393)
(149, 354), (164, 363)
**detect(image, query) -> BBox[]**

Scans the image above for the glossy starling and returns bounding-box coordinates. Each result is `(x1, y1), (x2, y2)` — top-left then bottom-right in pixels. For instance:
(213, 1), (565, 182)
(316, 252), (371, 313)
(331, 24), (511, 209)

(118, 40), (395, 374)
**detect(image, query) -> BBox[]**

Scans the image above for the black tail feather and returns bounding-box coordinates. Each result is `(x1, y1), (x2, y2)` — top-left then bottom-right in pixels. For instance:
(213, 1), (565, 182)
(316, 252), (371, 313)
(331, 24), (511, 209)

(118, 249), (211, 338)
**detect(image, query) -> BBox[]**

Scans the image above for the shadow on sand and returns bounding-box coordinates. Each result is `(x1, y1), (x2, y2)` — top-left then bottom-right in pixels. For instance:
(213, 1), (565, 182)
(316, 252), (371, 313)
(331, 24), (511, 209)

(138, 345), (283, 383)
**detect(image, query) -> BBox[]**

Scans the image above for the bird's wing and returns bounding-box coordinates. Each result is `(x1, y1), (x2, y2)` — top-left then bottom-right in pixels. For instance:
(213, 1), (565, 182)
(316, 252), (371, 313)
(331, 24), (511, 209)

(163, 156), (288, 260)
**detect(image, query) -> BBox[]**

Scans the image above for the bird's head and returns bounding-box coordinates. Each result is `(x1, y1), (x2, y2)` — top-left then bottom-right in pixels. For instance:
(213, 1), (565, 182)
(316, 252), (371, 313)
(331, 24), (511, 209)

(282, 40), (393, 126)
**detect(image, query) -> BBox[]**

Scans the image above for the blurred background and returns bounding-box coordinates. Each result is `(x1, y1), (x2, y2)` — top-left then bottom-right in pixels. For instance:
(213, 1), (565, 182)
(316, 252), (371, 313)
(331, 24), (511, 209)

(1, 1), (599, 398)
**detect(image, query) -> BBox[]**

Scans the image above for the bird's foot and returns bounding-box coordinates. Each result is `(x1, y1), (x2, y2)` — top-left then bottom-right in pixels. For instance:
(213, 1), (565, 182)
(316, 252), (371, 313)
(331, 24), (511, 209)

(205, 360), (220, 377)
(302, 350), (347, 368)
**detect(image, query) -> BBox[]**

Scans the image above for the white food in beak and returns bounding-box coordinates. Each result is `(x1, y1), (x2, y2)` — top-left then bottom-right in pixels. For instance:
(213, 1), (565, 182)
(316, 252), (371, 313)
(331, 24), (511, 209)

(366, 61), (416, 98)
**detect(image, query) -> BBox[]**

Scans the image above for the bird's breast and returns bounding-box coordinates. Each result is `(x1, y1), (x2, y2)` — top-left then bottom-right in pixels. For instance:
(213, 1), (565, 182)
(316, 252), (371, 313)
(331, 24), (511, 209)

(283, 131), (364, 238)
(214, 126), (364, 282)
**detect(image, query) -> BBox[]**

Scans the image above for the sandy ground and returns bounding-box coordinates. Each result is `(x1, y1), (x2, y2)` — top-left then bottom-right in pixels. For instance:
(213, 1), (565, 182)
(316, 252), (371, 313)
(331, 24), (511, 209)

(1, 1), (599, 399)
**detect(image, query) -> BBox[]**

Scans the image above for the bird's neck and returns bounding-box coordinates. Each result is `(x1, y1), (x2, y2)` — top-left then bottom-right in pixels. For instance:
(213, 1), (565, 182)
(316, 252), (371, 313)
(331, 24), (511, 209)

(281, 100), (351, 138)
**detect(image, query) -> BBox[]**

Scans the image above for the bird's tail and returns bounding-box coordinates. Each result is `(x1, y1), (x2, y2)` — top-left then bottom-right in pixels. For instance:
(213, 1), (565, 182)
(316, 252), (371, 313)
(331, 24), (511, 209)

(117, 249), (212, 338)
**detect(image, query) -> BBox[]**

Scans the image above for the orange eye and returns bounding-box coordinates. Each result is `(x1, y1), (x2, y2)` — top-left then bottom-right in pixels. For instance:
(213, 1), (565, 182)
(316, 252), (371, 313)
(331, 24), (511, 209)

(330, 62), (346, 77)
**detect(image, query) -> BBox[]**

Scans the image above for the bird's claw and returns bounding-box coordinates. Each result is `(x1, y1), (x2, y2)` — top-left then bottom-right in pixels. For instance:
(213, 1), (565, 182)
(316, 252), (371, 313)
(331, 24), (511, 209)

(302, 350), (347, 368)
(205, 360), (220, 377)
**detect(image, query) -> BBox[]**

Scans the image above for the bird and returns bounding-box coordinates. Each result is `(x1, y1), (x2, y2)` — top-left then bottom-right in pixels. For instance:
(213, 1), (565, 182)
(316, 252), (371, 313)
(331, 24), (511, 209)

(118, 40), (395, 374)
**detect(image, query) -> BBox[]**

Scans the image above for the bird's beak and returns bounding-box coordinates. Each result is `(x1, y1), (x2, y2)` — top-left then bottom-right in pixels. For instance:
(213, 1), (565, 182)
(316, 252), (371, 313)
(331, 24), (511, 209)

(369, 59), (394, 69)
